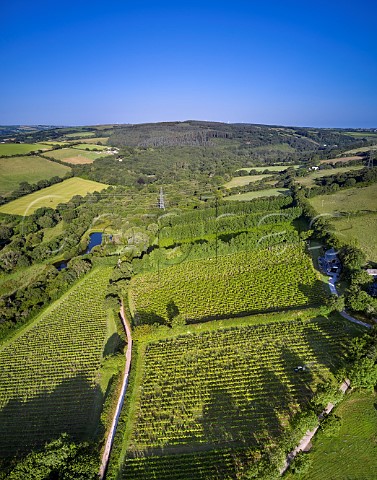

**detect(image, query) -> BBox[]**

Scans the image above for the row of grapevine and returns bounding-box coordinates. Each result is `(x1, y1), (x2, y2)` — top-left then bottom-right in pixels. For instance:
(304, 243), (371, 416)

(0, 267), (113, 456)
(129, 244), (326, 325)
(120, 317), (355, 479)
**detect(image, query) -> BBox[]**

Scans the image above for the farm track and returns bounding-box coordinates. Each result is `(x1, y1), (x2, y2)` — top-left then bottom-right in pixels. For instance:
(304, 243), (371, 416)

(99, 301), (132, 480)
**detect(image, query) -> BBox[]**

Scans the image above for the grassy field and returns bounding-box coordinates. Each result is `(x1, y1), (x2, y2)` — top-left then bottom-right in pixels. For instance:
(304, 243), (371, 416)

(344, 144), (377, 155)
(223, 174), (271, 188)
(64, 131), (96, 138)
(303, 391), (377, 480)
(0, 143), (53, 156)
(330, 213), (377, 262)
(295, 166), (365, 186)
(253, 143), (296, 152)
(309, 184), (377, 215)
(237, 165), (300, 173)
(225, 188), (291, 201)
(0, 263), (46, 297)
(0, 267), (114, 455)
(0, 156), (71, 196)
(71, 143), (109, 151)
(68, 136), (109, 144)
(46, 147), (109, 164)
(320, 155), (360, 164)
(0, 177), (109, 215)
(120, 316), (358, 479)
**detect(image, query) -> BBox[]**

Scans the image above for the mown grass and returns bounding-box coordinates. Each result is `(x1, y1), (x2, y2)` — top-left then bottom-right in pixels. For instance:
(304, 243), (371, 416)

(237, 165), (300, 173)
(225, 188), (291, 201)
(0, 143), (53, 156)
(295, 166), (365, 186)
(0, 177), (109, 215)
(331, 213), (377, 262)
(45, 147), (109, 163)
(302, 391), (377, 480)
(0, 156), (71, 196)
(223, 174), (271, 188)
(309, 184), (377, 215)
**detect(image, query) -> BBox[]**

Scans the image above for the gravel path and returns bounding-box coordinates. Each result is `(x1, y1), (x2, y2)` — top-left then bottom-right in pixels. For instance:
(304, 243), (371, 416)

(99, 301), (133, 479)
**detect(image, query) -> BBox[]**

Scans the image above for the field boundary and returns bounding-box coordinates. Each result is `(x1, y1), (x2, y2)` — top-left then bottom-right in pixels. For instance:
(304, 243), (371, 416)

(99, 301), (133, 480)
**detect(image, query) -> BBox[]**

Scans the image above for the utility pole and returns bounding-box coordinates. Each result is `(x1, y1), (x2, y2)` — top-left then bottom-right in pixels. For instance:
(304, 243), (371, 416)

(158, 187), (165, 209)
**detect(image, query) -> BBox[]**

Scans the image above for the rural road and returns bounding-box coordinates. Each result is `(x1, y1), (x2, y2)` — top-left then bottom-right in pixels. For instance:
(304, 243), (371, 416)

(99, 301), (133, 480)
(328, 275), (372, 330)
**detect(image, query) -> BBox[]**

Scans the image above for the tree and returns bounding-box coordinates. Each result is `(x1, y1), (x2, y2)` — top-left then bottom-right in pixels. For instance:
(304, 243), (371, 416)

(325, 294), (345, 312)
(340, 245), (366, 272)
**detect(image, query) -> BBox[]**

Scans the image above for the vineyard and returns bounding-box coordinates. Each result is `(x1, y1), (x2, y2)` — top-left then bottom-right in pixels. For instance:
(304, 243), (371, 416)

(121, 317), (358, 479)
(0, 267), (113, 456)
(129, 244), (326, 324)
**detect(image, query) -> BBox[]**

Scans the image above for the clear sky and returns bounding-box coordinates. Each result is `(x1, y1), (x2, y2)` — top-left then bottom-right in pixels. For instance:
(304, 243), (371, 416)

(1, 0), (377, 127)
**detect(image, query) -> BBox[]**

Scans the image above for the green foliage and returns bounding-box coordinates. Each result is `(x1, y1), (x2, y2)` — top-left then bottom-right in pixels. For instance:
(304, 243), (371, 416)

(289, 451), (312, 475)
(130, 245), (325, 325)
(325, 294), (345, 312)
(319, 413), (342, 437)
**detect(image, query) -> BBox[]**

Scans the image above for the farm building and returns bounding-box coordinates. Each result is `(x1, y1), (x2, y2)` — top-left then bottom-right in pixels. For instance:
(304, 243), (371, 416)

(318, 248), (342, 275)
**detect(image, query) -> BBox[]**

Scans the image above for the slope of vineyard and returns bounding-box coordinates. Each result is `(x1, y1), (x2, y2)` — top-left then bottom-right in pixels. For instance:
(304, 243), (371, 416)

(129, 244), (325, 324)
(120, 316), (359, 479)
(0, 267), (113, 456)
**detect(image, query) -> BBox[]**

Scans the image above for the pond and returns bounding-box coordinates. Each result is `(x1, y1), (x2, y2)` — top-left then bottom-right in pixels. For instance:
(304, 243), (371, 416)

(54, 232), (107, 270)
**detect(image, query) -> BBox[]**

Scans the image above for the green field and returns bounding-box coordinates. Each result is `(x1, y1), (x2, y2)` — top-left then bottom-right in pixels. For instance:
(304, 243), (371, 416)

(224, 174), (271, 188)
(344, 144), (377, 154)
(0, 267), (113, 455)
(0, 143), (53, 156)
(237, 165), (300, 173)
(68, 136), (109, 144)
(71, 143), (109, 151)
(309, 184), (377, 215)
(64, 131), (96, 138)
(0, 177), (109, 215)
(296, 166), (365, 186)
(46, 147), (109, 164)
(120, 316), (357, 479)
(329, 213), (377, 262)
(129, 245), (326, 324)
(303, 391), (377, 480)
(225, 188), (291, 201)
(0, 156), (71, 196)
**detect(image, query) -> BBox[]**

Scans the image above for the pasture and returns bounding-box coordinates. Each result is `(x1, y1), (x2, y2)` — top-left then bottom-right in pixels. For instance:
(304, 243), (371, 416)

(330, 213), (377, 263)
(225, 188), (291, 200)
(320, 156), (360, 165)
(0, 156), (71, 196)
(309, 184), (377, 215)
(237, 165), (300, 173)
(0, 143), (53, 156)
(295, 166), (365, 187)
(223, 174), (271, 188)
(0, 177), (108, 215)
(0, 267), (113, 455)
(46, 147), (109, 164)
(71, 143), (109, 151)
(303, 391), (377, 480)
(120, 316), (358, 479)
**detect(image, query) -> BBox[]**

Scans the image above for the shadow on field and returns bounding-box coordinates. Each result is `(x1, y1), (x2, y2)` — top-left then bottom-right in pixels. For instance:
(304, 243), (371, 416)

(103, 332), (126, 357)
(0, 373), (103, 458)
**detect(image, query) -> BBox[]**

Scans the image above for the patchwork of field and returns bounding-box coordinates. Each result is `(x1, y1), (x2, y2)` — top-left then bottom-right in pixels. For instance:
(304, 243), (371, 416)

(304, 391), (377, 480)
(45, 147), (109, 164)
(295, 165), (365, 186)
(121, 316), (358, 479)
(129, 245), (325, 324)
(0, 155), (71, 196)
(225, 188), (291, 200)
(224, 174), (271, 188)
(0, 143), (53, 156)
(0, 177), (108, 215)
(309, 184), (377, 215)
(0, 267), (113, 455)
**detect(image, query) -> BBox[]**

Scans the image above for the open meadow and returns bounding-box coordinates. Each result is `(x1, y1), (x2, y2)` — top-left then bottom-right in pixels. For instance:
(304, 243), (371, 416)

(295, 165), (365, 186)
(0, 156), (71, 196)
(302, 391), (377, 480)
(225, 188), (291, 200)
(0, 143), (53, 156)
(309, 184), (377, 215)
(0, 177), (109, 215)
(223, 174), (271, 188)
(237, 165), (300, 173)
(45, 147), (109, 164)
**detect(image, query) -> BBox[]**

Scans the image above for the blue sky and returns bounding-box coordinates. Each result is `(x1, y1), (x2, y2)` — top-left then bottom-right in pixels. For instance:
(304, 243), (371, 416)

(1, 0), (377, 127)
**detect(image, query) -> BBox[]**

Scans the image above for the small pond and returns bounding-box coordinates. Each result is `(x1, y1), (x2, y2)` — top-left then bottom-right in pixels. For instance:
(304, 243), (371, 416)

(54, 232), (108, 270)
